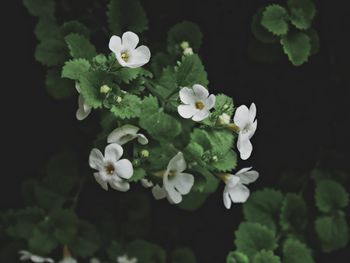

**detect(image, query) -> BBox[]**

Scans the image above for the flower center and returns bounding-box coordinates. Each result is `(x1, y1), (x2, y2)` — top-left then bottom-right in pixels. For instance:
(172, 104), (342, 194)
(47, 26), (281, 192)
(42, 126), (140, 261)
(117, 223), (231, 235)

(105, 164), (115, 175)
(195, 101), (205, 110)
(121, 134), (135, 141)
(168, 169), (177, 177)
(121, 51), (130, 62)
(242, 124), (251, 134)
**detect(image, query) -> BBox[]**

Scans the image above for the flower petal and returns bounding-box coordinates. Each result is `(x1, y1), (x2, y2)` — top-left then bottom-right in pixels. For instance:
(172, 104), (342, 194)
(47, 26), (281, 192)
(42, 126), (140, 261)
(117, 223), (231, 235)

(127, 45), (151, 68)
(192, 84), (209, 100)
(137, 134), (149, 145)
(165, 185), (183, 204)
(249, 103), (257, 122)
(237, 133), (253, 160)
(75, 82), (81, 93)
(122, 31), (139, 50)
(167, 152), (186, 172)
(235, 167), (252, 175)
(107, 125), (139, 144)
(89, 149), (104, 170)
(104, 143), (123, 162)
(223, 191), (232, 209)
(141, 178), (153, 188)
(109, 176), (130, 192)
(233, 105), (250, 130)
(228, 184), (250, 203)
(178, 104), (197, 119)
(205, 94), (216, 110)
(239, 170), (259, 185)
(115, 159), (133, 179)
(192, 110), (209, 122)
(179, 87), (196, 104)
(172, 172), (194, 195)
(226, 175), (240, 188)
(94, 172), (108, 191)
(76, 95), (92, 120)
(249, 120), (257, 139)
(109, 35), (122, 53)
(152, 185), (167, 200)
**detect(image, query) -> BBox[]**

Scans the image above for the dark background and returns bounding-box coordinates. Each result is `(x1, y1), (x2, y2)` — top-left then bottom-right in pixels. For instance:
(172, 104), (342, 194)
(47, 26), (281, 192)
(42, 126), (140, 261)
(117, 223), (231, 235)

(2, 0), (350, 262)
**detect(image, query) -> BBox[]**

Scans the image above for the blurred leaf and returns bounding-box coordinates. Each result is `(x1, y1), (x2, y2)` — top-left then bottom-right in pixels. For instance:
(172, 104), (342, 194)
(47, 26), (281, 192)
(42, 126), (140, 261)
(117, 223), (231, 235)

(288, 0), (316, 30)
(251, 8), (279, 43)
(280, 193), (308, 233)
(51, 209), (79, 244)
(126, 239), (166, 263)
(171, 248), (196, 263)
(60, 21), (90, 38)
(261, 5), (289, 36)
(35, 39), (68, 66)
(23, 0), (55, 18)
(226, 251), (249, 263)
(253, 250), (281, 263)
(45, 68), (75, 100)
(283, 238), (314, 263)
(281, 32), (311, 66)
(65, 33), (97, 60)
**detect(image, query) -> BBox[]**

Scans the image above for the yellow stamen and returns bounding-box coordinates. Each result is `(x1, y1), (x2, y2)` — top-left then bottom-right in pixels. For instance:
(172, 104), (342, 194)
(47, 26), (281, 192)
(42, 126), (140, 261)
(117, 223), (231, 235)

(195, 101), (205, 110)
(121, 51), (129, 62)
(105, 164), (115, 175)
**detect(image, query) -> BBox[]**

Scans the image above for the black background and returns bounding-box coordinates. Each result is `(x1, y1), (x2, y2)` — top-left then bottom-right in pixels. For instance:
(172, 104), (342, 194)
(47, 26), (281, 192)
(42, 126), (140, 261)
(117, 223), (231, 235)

(2, 0), (350, 262)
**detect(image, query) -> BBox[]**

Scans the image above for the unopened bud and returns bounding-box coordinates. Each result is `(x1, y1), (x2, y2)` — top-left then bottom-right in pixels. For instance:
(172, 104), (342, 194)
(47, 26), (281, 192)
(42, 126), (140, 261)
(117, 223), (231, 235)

(100, 85), (111, 94)
(212, 155), (219, 162)
(183, 47), (194, 56)
(140, 149), (149, 158)
(115, 96), (122, 103)
(180, 41), (190, 49)
(218, 113), (231, 125)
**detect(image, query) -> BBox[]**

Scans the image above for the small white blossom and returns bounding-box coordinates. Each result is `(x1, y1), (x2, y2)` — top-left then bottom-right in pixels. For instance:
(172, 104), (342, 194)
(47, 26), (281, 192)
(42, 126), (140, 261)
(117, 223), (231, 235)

(233, 103), (257, 160)
(177, 84), (216, 122)
(141, 178), (154, 188)
(153, 152), (194, 204)
(183, 47), (193, 56)
(223, 167), (259, 209)
(109, 31), (151, 68)
(19, 250), (54, 263)
(218, 113), (231, 125)
(117, 255), (138, 263)
(89, 144), (133, 192)
(75, 83), (92, 121)
(107, 124), (148, 145)
(59, 258), (77, 263)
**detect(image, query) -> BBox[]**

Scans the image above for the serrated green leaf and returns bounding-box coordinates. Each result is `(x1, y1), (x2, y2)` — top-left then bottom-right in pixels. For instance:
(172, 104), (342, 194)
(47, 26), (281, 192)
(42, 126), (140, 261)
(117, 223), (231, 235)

(281, 32), (311, 66)
(251, 8), (279, 43)
(79, 71), (108, 108)
(207, 129), (234, 155)
(62, 59), (91, 80)
(226, 251), (249, 263)
(253, 250), (281, 263)
(60, 21), (90, 38)
(214, 94), (234, 116)
(115, 67), (152, 84)
(157, 66), (178, 98)
(283, 238), (314, 263)
(23, 0), (55, 18)
(177, 54), (208, 87)
(280, 193), (308, 233)
(35, 39), (68, 66)
(234, 222), (277, 260)
(288, 0), (316, 30)
(34, 183), (65, 211)
(167, 21), (203, 54)
(65, 33), (97, 60)
(126, 239), (166, 263)
(51, 209), (79, 244)
(34, 17), (59, 41)
(211, 150), (237, 172)
(111, 94), (142, 119)
(172, 248), (196, 263)
(29, 220), (58, 255)
(107, 0), (148, 35)
(45, 69), (75, 100)
(315, 179), (348, 213)
(315, 211), (349, 253)
(130, 168), (146, 182)
(261, 5), (289, 36)
(243, 188), (284, 232)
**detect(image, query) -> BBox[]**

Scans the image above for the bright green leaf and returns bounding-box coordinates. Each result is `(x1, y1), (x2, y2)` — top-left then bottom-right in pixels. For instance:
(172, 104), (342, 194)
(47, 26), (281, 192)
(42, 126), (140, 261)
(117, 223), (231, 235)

(79, 71), (109, 108)
(226, 251), (249, 263)
(288, 0), (316, 30)
(65, 33), (97, 60)
(261, 5), (289, 36)
(62, 59), (91, 80)
(130, 168), (146, 182)
(253, 250), (281, 263)
(283, 238), (314, 263)
(281, 32), (311, 66)
(177, 54), (209, 87)
(251, 8), (279, 43)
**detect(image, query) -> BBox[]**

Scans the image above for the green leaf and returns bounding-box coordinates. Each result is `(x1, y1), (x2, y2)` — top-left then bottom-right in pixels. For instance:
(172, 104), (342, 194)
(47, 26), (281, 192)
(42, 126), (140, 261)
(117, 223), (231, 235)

(79, 71), (108, 108)
(253, 250), (281, 263)
(191, 165), (219, 193)
(234, 223), (277, 259)
(35, 39), (68, 66)
(172, 248), (196, 263)
(111, 94), (142, 119)
(126, 239), (166, 263)
(243, 188), (284, 232)
(281, 32), (311, 66)
(23, 0), (55, 17)
(184, 142), (204, 164)
(51, 209), (79, 244)
(29, 220), (58, 255)
(115, 67), (152, 84)
(211, 150), (237, 172)
(226, 251), (249, 263)
(60, 21), (90, 38)
(65, 33), (97, 60)
(177, 54), (209, 87)
(288, 0), (316, 30)
(45, 69), (75, 100)
(214, 94), (234, 116)
(62, 59), (91, 80)
(280, 193), (308, 232)
(107, 0), (148, 35)
(34, 183), (65, 211)
(283, 238), (314, 263)
(130, 168), (146, 182)
(167, 21), (203, 53)
(178, 190), (210, 211)
(35, 17), (59, 41)
(315, 179), (349, 213)
(315, 211), (349, 252)
(207, 129), (234, 155)
(157, 66), (178, 98)
(251, 8), (279, 43)
(107, 240), (123, 261)
(261, 5), (289, 36)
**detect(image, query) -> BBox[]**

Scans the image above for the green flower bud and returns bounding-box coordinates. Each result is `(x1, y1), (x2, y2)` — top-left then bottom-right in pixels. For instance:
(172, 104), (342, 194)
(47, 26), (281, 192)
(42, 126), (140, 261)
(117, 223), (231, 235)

(100, 85), (111, 94)
(140, 149), (149, 158)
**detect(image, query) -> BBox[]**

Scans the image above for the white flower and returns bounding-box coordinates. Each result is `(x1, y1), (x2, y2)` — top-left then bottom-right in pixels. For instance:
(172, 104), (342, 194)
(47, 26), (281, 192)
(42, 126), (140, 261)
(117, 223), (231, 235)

(59, 258), (77, 263)
(107, 124), (148, 145)
(109, 31), (151, 68)
(233, 103), (257, 160)
(19, 250), (54, 263)
(90, 258), (100, 263)
(117, 255), (138, 263)
(141, 178), (153, 188)
(183, 47), (194, 56)
(153, 152), (194, 204)
(222, 167), (259, 209)
(75, 83), (92, 121)
(177, 84), (216, 122)
(218, 113), (231, 125)
(89, 143), (134, 192)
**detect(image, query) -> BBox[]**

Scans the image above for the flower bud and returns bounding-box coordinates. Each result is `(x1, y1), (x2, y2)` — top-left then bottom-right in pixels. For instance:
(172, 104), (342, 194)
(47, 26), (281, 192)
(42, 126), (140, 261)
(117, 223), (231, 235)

(140, 149), (149, 158)
(100, 85), (111, 94)
(218, 113), (231, 125)
(180, 41), (190, 49)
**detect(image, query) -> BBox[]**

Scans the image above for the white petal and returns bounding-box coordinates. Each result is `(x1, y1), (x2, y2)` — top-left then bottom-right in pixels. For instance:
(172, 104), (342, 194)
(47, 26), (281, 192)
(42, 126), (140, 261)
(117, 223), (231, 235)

(109, 176), (130, 192)
(89, 149), (104, 170)
(30, 255), (46, 263)
(237, 133), (253, 160)
(152, 185), (167, 200)
(223, 191), (232, 209)
(239, 170), (259, 185)
(235, 167), (252, 175)
(205, 94), (216, 110)
(115, 53), (128, 67)
(115, 159), (133, 179)
(249, 103), (257, 123)
(171, 172), (194, 195)
(76, 95), (92, 121)
(137, 134), (149, 145)
(249, 120), (257, 139)
(127, 45), (151, 68)
(178, 104), (197, 119)
(109, 35), (122, 53)
(19, 250), (31, 260)
(165, 185), (183, 204)
(179, 87), (196, 104)
(228, 184), (250, 203)
(122, 31), (139, 50)
(233, 105), (250, 130)
(141, 178), (153, 188)
(104, 143), (123, 162)
(192, 84), (209, 100)
(167, 152), (186, 172)
(226, 175), (240, 188)
(107, 125), (138, 144)
(192, 110), (209, 122)
(94, 172), (108, 191)
(75, 82), (81, 93)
